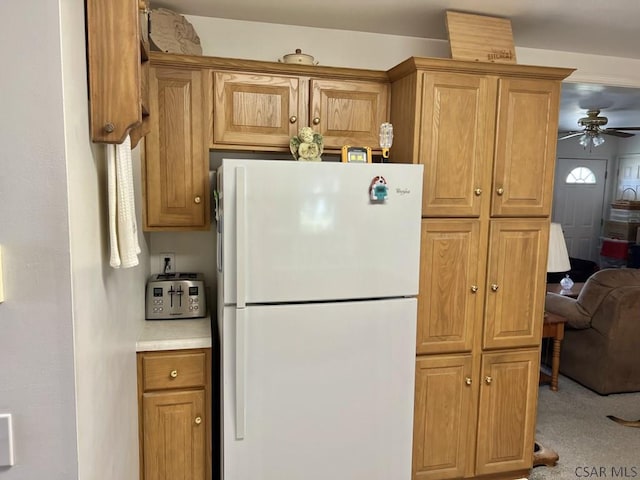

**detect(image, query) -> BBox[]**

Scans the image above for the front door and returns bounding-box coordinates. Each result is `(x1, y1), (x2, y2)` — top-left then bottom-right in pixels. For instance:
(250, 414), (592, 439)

(552, 158), (607, 262)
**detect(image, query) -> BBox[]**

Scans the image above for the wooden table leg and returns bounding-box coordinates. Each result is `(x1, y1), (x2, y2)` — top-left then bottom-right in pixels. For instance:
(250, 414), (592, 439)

(551, 338), (560, 391)
(550, 323), (565, 392)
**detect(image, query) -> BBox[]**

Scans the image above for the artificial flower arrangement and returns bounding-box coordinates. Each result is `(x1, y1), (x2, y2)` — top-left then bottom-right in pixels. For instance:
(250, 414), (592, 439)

(290, 126), (323, 161)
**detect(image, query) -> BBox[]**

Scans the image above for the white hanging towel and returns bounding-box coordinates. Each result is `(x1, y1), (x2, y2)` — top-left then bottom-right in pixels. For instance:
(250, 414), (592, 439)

(107, 134), (141, 268)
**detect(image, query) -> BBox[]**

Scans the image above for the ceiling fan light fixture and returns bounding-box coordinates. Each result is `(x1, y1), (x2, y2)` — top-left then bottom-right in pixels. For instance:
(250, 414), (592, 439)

(578, 133), (589, 147)
(592, 134), (606, 147)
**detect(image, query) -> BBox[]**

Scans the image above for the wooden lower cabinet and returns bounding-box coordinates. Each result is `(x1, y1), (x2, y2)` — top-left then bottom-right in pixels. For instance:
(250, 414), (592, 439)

(414, 218), (548, 479)
(413, 349), (539, 479)
(137, 349), (211, 480)
(413, 354), (474, 480)
(143, 390), (206, 480)
(475, 349), (540, 476)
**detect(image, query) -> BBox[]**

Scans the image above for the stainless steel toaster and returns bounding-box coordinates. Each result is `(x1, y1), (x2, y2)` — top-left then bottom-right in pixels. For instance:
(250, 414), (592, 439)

(145, 273), (207, 320)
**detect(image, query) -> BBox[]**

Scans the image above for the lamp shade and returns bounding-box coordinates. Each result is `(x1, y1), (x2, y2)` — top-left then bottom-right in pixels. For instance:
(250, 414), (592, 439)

(547, 223), (571, 273)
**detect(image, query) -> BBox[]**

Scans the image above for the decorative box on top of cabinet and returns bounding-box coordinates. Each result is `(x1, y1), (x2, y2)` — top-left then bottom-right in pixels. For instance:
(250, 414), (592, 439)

(388, 56), (574, 480)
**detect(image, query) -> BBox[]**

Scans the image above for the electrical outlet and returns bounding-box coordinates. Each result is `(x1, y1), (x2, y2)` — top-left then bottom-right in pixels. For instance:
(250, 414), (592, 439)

(160, 253), (175, 274)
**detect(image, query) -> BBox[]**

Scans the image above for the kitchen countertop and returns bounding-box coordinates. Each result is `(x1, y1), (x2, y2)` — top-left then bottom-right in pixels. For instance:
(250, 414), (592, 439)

(136, 316), (212, 352)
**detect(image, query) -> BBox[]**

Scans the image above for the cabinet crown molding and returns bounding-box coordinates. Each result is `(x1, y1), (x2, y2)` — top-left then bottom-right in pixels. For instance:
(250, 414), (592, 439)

(387, 56), (575, 82)
(149, 52), (389, 83)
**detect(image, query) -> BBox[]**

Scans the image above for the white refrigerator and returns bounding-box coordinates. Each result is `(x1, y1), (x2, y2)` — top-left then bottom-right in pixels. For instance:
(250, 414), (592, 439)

(216, 159), (423, 480)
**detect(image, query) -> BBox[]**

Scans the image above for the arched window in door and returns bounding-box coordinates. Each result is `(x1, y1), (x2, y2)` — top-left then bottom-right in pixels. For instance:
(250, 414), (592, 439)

(565, 166), (597, 184)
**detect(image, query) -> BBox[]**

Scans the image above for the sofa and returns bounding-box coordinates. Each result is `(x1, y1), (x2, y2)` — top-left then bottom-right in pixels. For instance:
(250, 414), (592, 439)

(544, 268), (640, 395)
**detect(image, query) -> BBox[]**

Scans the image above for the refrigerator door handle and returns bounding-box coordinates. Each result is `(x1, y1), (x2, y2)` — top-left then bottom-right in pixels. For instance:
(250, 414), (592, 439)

(235, 308), (246, 440)
(235, 166), (247, 440)
(236, 166), (246, 308)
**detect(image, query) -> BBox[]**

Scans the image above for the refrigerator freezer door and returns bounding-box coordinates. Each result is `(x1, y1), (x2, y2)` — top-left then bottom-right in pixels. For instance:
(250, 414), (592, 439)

(221, 298), (416, 480)
(219, 159), (423, 305)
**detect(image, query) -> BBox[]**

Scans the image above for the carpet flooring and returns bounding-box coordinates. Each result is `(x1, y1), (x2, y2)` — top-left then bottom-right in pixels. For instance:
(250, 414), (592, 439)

(530, 373), (640, 480)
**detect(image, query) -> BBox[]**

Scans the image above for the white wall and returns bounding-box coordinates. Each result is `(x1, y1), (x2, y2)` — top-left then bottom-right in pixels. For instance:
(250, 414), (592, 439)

(187, 16), (640, 87)
(0, 1), (78, 478)
(60, 0), (149, 478)
(0, 0), (148, 479)
(618, 133), (640, 156)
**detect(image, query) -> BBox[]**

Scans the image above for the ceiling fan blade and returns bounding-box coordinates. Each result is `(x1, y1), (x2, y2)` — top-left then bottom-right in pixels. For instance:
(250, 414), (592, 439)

(558, 131), (583, 140)
(602, 129), (635, 138)
(607, 127), (640, 131)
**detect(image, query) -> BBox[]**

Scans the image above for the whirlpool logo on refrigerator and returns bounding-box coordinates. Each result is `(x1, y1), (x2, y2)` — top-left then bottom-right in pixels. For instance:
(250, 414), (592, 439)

(395, 187), (412, 196)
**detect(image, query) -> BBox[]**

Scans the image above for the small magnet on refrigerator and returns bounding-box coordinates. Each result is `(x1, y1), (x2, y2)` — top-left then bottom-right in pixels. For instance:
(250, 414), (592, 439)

(369, 176), (389, 202)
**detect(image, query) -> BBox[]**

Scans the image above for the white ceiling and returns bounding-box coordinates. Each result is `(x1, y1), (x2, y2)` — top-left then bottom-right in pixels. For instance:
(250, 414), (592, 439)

(153, 0), (640, 136)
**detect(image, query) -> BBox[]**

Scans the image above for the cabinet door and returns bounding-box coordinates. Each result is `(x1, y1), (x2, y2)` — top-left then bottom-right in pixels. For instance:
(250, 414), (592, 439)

(492, 78), (561, 217)
(143, 389), (206, 480)
(310, 78), (389, 149)
(483, 219), (548, 349)
(86, 0), (143, 144)
(413, 354), (474, 480)
(475, 349), (539, 476)
(417, 219), (484, 354)
(145, 67), (209, 230)
(419, 72), (495, 217)
(213, 71), (301, 148)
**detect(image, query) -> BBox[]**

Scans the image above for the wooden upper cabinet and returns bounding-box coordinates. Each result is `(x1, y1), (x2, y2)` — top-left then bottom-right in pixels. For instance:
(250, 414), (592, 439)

(417, 219), (484, 354)
(475, 349), (539, 476)
(483, 219), (549, 349)
(144, 67), (209, 230)
(387, 58), (572, 218)
(310, 79), (389, 149)
(419, 72), (495, 217)
(212, 72), (301, 148)
(413, 354), (474, 480)
(211, 71), (389, 151)
(491, 78), (561, 217)
(86, 0), (149, 146)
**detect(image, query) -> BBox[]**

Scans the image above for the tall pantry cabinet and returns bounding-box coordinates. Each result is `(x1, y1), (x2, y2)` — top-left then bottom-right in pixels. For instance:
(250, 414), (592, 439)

(388, 57), (573, 480)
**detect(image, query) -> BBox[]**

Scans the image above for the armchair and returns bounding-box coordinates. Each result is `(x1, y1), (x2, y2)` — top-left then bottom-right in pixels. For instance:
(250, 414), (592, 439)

(544, 268), (640, 395)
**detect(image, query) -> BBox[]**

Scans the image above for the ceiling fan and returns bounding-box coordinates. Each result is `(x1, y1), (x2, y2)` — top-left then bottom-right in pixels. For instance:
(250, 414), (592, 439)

(558, 109), (640, 147)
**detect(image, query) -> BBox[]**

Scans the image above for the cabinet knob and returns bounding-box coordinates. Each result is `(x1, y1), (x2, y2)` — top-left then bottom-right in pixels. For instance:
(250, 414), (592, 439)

(289, 115), (297, 124)
(491, 284), (499, 292)
(496, 187), (505, 196)
(194, 416), (202, 425)
(465, 377), (472, 386)
(194, 196), (202, 204)
(312, 117), (320, 125)
(170, 370), (178, 378)
(474, 188), (482, 196)
(485, 376), (493, 385)
(104, 122), (115, 133)
(470, 285), (479, 293)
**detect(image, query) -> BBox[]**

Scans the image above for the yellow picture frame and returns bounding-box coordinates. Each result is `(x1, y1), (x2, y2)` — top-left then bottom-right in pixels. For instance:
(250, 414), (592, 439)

(341, 145), (372, 163)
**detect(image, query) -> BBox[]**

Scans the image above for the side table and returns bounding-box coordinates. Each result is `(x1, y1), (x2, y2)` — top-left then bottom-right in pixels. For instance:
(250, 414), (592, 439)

(541, 312), (568, 391)
(547, 282), (585, 298)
